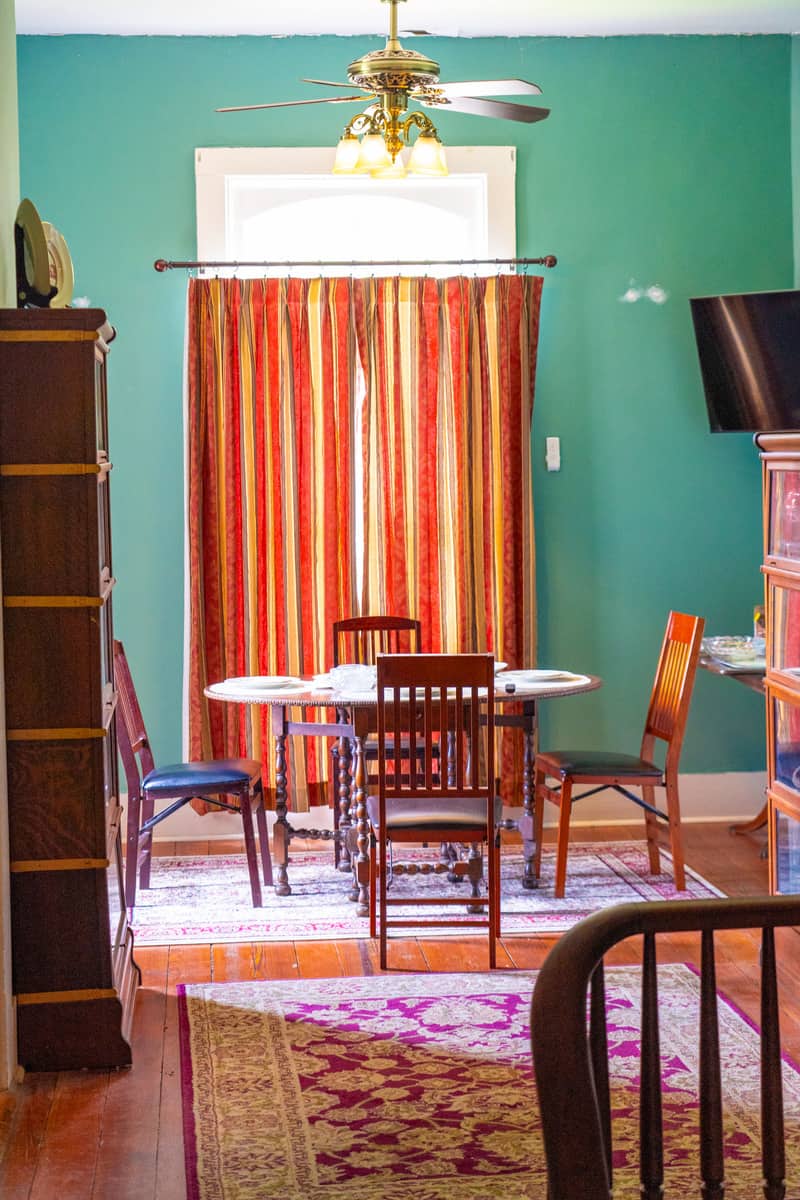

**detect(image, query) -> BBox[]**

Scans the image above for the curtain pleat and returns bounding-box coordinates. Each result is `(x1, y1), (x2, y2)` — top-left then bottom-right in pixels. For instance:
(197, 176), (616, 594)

(353, 274), (543, 794)
(187, 277), (357, 811)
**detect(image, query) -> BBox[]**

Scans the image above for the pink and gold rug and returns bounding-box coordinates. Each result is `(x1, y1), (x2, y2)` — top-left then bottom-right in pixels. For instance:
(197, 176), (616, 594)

(178, 964), (800, 1199)
(132, 841), (722, 945)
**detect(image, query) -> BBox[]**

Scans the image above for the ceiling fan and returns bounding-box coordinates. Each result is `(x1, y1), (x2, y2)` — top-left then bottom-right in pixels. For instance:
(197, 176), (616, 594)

(216, 0), (549, 177)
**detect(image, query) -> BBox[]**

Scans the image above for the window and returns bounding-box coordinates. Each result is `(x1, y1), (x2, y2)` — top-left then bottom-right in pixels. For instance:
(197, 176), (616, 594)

(195, 146), (516, 274)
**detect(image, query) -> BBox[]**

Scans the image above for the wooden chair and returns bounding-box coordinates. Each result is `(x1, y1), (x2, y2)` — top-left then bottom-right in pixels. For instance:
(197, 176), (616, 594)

(113, 640), (272, 909)
(368, 653), (500, 969)
(330, 615), (422, 867)
(531, 894), (800, 1199)
(530, 610), (704, 897)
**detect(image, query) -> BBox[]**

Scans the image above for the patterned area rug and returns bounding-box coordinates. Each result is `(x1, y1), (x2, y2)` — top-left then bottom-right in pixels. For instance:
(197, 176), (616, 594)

(178, 964), (800, 1199)
(131, 841), (722, 945)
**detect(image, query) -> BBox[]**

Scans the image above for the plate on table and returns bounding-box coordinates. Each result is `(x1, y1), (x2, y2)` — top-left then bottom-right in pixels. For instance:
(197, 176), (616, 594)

(498, 669), (591, 689)
(220, 675), (306, 692)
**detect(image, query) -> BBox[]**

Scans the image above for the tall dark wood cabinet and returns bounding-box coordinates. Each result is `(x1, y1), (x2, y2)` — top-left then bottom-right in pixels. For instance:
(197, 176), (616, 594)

(0, 307), (138, 1070)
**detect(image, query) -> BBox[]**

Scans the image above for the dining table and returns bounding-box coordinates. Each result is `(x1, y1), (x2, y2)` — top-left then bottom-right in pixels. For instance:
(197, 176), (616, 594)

(205, 667), (602, 916)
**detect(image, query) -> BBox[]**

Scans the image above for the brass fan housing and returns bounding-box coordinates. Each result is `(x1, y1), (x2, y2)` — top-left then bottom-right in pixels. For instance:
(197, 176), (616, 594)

(347, 46), (440, 92)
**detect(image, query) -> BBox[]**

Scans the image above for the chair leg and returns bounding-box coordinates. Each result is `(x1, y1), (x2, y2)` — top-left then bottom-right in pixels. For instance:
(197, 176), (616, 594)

(369, 831), (377, 941)
(553, 777), (574, 899)
(664, 774), (687, 891)
(239, 786), (263, 908)
(488, 833), (498, 969)
(253, 779), (274, 887)
(125, 789), (142, 909)
(139, 789), (156, 892)
(533, 765), (547, 881)
(379, 834), (389, 970)
(642, 784), (661, 874)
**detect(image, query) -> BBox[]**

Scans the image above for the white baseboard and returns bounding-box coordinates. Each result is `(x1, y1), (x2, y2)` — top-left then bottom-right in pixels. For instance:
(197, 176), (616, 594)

(145, 771), (767, 842)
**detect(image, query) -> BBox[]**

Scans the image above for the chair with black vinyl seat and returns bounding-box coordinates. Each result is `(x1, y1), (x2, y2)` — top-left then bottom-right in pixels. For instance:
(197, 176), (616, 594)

(330, 615), (422, 866)
(113, 639), (272, 909)
(368, 652), (500, 969)
(529, 611), (704, 898)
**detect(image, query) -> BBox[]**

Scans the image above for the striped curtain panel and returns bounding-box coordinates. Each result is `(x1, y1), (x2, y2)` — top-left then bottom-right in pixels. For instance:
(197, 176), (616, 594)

(354, 274), (541, 662)
(353, 274), (543, 794)
(186, 277), (357, 810)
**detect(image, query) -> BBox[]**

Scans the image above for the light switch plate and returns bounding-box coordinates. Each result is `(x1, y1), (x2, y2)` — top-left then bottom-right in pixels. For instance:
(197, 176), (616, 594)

(545, 436), (561, 472)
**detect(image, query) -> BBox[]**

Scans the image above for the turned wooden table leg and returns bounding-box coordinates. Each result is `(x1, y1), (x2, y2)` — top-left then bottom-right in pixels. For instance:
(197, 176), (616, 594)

(337, 726), (353, 872)
(521, 702), (538, 890)
(271, 710), (292, 896)
(352, 732), (370, 917)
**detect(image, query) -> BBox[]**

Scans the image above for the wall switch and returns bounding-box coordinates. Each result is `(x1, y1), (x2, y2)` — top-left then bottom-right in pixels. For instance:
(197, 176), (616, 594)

(545, 436), (561, 472)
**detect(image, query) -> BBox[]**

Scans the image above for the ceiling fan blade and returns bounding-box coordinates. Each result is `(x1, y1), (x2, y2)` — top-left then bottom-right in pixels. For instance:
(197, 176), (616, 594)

(301, 78), (368, 89)
(420, 95), (551, 123)
(435, 78), (543, 98)
(217, 95), (367, 113)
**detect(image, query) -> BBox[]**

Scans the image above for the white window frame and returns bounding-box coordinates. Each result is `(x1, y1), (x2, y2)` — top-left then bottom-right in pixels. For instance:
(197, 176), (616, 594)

(195, 145), (516, 272)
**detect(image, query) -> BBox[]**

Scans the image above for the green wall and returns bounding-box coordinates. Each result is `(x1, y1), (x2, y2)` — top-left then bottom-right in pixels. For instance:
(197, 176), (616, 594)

(16, 34), (794, 776)
(1, 0), (18, 305)
(794, 35), (800, 284)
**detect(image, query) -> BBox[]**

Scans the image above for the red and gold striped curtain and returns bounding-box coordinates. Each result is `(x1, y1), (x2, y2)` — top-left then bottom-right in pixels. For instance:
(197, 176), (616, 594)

(354, 274), (541, 663)
(186, 277), (357, 809)
(353, 274), (543, 792)
(187, 272), (542, 809)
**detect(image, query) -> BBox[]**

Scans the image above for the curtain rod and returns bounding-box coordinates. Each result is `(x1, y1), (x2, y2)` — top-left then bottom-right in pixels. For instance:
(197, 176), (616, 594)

(153, 255), (557, 272)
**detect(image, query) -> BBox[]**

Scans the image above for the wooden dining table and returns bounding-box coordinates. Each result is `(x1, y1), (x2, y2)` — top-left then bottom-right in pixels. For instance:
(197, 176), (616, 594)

(205, 670), (602, 916)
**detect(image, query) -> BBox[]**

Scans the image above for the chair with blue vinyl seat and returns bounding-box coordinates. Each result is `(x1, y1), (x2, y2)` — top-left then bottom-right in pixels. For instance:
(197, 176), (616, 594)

(113, 640), (272, 910)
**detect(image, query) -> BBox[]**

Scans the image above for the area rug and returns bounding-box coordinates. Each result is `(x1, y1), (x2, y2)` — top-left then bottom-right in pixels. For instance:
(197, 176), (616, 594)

(178, 963), (800, 1199)
(131, 841), (722, 945)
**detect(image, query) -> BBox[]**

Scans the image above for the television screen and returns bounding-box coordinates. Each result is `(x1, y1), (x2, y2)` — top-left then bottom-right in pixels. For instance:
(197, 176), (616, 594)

(689, 288), (800, 432)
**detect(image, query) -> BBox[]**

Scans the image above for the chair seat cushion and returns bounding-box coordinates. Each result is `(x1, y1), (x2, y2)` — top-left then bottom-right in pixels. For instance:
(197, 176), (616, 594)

(143, 758), (261, 795)
(539, 750), (662, 779)
(367, 794), (502, 830)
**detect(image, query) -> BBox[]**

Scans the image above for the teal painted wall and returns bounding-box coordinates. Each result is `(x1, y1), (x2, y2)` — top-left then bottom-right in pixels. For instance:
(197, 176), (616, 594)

(793, 36), (800, 283)
(16, 34), (794, 778)
(0, 0), (18, 306)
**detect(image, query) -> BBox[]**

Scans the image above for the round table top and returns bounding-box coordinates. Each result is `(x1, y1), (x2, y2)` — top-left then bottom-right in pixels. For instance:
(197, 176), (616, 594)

(205, 671), (602, 707)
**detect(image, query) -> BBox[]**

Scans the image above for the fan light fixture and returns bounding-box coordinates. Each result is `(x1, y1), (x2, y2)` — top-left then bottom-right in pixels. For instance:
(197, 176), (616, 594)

(217, 0), (550, 179)
(333, 104), (448, 178)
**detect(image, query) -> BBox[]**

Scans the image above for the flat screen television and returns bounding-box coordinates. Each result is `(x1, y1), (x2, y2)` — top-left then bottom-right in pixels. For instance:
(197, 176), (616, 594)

(689, 288), (800, 432)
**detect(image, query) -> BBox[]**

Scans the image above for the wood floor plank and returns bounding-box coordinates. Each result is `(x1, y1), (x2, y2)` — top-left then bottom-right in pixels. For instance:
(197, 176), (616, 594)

(28, 1071), (109, 1200)
(154, 991), (187, 1200)
(0, 1073), (58, 1200)
(294, 940), (346, 978)
(91, 984), (168, 1199)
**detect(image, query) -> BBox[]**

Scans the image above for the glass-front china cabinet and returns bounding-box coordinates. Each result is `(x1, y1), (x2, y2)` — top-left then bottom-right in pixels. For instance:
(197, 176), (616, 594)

(760, 434), (800, 893)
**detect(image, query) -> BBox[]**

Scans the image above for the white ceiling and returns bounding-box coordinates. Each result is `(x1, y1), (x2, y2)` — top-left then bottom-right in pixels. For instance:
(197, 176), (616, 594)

(13, 0), (800, 37)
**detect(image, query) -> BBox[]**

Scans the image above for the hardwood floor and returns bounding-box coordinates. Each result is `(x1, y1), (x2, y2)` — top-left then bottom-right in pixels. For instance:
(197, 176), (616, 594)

(0, 820), (792, 1200)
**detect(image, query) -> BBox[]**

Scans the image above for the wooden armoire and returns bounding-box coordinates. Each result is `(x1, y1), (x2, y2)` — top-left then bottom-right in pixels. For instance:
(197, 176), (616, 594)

(0, 307), (138, 1070)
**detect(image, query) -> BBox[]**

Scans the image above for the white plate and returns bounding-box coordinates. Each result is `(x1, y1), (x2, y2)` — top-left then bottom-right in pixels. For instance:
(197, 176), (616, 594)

(501, 669), (583, 683)
(221, 675), (305, 691)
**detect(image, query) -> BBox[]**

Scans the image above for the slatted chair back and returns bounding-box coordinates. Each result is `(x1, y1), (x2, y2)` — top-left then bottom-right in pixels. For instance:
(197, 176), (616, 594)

(377, 653), (494, 800)
(114, 638), (156, 792)
(333, 615), (421, 666)
(531, 895), (800, 1200)
(641, 611), (704, 772)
